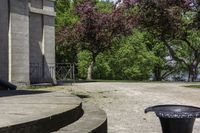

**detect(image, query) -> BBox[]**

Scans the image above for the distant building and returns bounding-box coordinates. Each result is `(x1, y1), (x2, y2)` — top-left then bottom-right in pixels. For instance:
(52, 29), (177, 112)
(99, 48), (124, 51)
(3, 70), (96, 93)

(0, 0), (56, 85)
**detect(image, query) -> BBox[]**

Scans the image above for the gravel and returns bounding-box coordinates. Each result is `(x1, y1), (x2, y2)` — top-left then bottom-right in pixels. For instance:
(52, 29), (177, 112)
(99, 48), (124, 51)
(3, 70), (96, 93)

(58, 82), (200, 133)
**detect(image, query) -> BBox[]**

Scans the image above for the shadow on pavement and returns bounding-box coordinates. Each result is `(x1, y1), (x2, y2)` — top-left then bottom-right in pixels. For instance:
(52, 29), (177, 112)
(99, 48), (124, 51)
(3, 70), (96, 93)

(0, 90), (50, 97)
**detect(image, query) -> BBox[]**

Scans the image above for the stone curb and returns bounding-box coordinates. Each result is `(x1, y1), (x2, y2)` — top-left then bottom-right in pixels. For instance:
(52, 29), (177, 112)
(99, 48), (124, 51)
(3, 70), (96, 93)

(55, 103), (107, 133)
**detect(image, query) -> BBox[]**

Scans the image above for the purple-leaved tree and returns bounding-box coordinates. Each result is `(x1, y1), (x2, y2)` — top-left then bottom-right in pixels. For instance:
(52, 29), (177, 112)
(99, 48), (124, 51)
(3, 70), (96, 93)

(57, 0), (137, 80)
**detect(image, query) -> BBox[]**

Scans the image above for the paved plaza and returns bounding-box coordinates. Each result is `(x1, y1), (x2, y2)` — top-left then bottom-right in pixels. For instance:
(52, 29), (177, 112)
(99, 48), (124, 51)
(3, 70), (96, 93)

(0, 90), (82, 132)
(58, 82), (200, 133)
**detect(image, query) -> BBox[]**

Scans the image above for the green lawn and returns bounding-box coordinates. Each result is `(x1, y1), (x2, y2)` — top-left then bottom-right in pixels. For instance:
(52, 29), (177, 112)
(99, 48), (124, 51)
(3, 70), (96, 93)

(20, 85), (54, 90)
(184, 85), (200, 89)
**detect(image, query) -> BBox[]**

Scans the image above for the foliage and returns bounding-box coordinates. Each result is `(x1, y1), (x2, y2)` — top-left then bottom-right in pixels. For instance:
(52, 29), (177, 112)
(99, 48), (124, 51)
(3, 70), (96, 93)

(108, 30), (156, 80)
(77, 29), (158, 80)
(55, 0), (80, 63)
(55, 0), (79, 27)
(55, 0), (200, 81)
(77, 51), (92, 79)
(57, 0), (137, 79)
(138, 0), (200, 81)
(74, 0), (136, 57)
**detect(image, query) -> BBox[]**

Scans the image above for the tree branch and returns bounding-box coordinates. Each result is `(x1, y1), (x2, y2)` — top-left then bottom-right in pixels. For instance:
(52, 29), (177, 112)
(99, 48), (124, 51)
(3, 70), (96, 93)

(164, 41), (188, 65)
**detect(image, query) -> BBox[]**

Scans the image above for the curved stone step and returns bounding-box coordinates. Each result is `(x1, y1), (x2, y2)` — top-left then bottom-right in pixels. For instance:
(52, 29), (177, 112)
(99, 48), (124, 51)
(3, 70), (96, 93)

(0, 90), (83, 133)
(55, 103), (107, 133)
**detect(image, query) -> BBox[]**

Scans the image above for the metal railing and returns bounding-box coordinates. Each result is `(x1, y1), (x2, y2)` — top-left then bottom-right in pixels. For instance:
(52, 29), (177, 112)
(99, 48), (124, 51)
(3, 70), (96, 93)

(30, 63), (75, 83)
(55, 63), (75, 81)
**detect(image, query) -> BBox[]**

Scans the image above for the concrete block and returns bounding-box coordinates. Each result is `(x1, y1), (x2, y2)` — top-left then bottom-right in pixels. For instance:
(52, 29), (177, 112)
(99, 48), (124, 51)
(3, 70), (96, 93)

(0, 0), (56, 84)
(9, 0), (30, 84)
(0, 0), (9, 81)
(29, 13), (43, 83)
(43, 15), (56, 83)
(30, 0), (43, 9)
(43, 0), (55, 11)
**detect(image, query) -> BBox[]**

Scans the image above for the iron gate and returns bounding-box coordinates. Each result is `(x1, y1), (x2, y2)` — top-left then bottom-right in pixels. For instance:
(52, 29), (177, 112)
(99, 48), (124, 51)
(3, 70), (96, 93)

(55, 63), (75, 81)
(30, 63), (75, 82)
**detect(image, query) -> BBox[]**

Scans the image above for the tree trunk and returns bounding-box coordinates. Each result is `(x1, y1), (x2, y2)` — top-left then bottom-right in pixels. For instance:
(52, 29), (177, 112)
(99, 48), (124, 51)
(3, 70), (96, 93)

(188, 67), (192, 82)
(153, 65), (162, 81)
(87, 53), (97, 80)
(87, 60), (94, 80)
(187, 65), (198, 82)
(192, 66), (198, 82)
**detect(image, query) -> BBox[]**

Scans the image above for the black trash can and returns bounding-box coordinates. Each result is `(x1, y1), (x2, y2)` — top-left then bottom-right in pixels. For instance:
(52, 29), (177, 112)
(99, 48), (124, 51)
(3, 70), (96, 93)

(145, 105), (200, 133)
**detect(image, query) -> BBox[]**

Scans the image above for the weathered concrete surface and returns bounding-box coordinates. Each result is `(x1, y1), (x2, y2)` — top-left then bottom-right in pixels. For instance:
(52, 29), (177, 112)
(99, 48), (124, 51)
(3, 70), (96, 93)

(0, 0), (9, 81)
(0, 90), (82, 133)
(60, 82), (200, 133)
(29, 0), (56, 84)
(1, 0), (56, 85)
(9, 0), (30, 84)
(43, 15), (56, 83)
(56, 103), (107, 133)
(29, 12), (43, 82)
(30, 0), (43, 9)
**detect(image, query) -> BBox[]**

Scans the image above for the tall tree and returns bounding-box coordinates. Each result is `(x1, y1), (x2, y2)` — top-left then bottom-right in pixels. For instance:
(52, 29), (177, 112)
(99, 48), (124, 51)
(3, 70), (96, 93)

(139, 0), (200, 81)
(55, 0), (80, 63)
(143, 33), (179, 81)
(58, 0), (137, 80)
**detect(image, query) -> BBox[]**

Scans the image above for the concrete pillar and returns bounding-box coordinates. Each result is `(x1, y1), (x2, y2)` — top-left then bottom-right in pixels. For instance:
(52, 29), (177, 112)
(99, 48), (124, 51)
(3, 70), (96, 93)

(43, 16), (56, 84)
(9, 0), (30, 84)
(0, 0), (9, 81)
(30, 0), (43, 9)
(43, 0), (56, 84)
(29, 12), (43, 83)
(43, 0), (55, 12)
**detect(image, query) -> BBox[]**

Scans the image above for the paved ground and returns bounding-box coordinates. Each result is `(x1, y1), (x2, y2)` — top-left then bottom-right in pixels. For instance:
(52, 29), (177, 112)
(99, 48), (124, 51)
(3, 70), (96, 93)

(57, 82), (200, 133)
(0, 90), (81, 129)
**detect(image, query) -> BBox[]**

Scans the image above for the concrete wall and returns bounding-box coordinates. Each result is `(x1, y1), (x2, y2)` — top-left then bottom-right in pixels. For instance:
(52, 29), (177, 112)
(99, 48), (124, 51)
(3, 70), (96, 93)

(43, 15), (56, 83)
(43, 0), (55, 11)
(43, 0), (56, 82)
(29, 0), (56, 84)
(31, 0), (43, 9)
(0, 0), (56, 84)
(9, 0), (30, 84)
(29, 13), (43, 82)
(0, 0), (9, 81)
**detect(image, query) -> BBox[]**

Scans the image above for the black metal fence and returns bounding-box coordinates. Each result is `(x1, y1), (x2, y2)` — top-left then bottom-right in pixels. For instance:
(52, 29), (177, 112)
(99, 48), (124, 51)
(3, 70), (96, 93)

(30, 63), (75, 83)
(55, 63), (75, 81)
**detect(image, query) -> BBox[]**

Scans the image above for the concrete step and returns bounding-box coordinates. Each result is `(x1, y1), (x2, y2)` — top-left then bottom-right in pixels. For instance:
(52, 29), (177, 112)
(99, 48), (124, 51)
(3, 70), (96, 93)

(55, 103), (107, 133)
(0, 91), (83, 133)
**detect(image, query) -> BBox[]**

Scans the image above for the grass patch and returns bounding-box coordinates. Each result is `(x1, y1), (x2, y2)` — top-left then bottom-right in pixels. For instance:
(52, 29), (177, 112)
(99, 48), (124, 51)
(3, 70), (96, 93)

(21, 85), (54, 90)
(76, 79), (191, 83)
(184, 85), (200, 89)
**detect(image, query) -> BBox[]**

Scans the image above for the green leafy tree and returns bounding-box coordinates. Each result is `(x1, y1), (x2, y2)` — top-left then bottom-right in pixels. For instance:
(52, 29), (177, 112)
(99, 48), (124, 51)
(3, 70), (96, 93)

(57, 0), (136, 80)
(55, 0), (79, 27)
(55, 0), (80, 63)
(139, 0), (200, 81)
(143, 33), (180, 81)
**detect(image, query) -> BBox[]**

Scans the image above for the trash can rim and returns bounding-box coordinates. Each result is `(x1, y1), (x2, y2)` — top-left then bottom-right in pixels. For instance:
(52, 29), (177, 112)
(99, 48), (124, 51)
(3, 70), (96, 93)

(145, 104), (200, 118)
